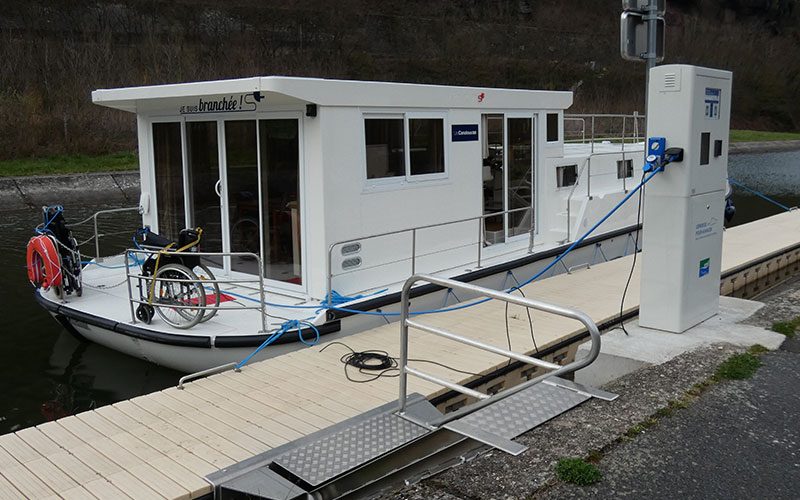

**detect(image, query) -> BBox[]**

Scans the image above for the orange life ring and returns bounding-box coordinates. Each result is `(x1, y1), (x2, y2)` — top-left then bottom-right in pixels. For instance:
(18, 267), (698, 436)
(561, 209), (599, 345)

(26, 235), (62, 289)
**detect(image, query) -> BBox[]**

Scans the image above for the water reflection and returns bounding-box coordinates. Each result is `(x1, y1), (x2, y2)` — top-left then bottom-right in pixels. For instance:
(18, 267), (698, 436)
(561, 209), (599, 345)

(727, 150), (800, 226)
(0, 205), (179, 435)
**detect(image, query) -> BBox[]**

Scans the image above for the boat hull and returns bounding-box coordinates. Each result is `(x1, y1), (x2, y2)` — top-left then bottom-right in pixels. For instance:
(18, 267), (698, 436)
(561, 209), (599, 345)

(42, 226), (640, 373)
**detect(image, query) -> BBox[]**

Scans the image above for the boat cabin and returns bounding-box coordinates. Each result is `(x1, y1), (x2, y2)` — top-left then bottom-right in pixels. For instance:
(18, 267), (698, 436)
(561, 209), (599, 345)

(93, 77), (639, 301)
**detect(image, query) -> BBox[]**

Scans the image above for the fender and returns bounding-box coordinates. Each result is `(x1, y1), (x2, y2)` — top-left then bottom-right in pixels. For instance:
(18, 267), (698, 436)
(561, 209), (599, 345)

(27, 235), (62, 289)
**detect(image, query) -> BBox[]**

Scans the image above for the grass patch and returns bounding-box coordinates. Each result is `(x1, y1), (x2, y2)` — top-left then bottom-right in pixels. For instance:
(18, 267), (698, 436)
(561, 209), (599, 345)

(771, 318), (800, 338)
(730, 129), (800, 143)
(714, 352), (761, 380)
(625, 417), (658, 438)
(555, 458), (602, 486)
(748, 344), (769, 355)
(0, 152), (137, 177)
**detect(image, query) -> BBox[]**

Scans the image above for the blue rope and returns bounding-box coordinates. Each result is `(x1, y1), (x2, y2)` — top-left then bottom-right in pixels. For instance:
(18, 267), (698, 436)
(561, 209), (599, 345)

(35, 205), (64, 235)
(321, 166), (665, 318)
(235, 319), (320, 369)
(727, 177), (791, 212)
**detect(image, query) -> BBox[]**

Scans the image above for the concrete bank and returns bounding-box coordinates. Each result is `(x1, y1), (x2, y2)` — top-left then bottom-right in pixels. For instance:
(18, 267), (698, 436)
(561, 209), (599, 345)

(1, 140), (799, 211)
(384, 286), (800, 500)
(0, 171), (139, 211)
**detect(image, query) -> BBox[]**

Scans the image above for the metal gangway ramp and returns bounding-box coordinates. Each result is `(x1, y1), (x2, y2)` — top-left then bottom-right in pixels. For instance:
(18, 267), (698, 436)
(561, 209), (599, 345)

(211, 275), (617, 499)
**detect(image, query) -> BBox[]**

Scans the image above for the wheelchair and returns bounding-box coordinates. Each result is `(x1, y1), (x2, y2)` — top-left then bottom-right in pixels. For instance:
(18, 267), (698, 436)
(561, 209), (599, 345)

(134, 227), (221, 329)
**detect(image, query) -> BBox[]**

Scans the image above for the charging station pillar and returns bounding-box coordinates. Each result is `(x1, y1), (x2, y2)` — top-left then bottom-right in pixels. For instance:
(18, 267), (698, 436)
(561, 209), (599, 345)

(639, 65), (733, 333)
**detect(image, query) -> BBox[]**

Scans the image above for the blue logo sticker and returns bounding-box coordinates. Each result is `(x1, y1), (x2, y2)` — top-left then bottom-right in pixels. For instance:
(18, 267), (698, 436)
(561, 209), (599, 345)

(452, 124), (479, 142)
(699, 258), (710, 277)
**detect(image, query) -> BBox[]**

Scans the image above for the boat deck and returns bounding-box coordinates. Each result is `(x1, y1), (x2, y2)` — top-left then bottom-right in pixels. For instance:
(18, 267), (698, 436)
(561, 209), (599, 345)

(3, 210), (799, 499)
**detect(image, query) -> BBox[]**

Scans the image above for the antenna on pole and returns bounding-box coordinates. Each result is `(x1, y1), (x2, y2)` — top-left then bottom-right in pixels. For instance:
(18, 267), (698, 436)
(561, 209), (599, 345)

(621, 1), (665, 134)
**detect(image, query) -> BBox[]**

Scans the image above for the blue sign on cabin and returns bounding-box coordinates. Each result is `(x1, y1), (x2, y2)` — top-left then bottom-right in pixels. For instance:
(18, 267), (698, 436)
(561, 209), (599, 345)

(452, 124), (479, 142)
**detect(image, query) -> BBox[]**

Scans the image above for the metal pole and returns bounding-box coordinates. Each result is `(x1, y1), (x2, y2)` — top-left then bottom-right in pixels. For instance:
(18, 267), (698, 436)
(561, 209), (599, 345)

(476, 218), (483, 269)
(644, 1), (659, 137)
(411, 229), (416, 275)
(258, 255), (267, 333)
(125, 252), (136, 323)
(93, 213), (101, 262)
(397, 277), (414, 413)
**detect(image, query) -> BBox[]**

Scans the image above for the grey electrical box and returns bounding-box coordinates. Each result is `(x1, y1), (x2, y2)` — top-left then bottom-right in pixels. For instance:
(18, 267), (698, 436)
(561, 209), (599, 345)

(620, 11), (665, 62)
(622, 0), (665, 14)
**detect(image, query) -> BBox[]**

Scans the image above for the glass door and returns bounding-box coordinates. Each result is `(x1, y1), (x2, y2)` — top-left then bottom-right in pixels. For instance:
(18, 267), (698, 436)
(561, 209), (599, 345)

(480, 114), (535, 244)
(260, 119), (302, 286)
(185, 121), (223, 266)
(151, 116), (303, 290)
(224, 120), (260, 274)
(506, 116), (534, 238)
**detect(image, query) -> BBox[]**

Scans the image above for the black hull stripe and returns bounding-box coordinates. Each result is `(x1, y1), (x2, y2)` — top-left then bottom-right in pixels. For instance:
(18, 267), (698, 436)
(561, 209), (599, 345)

(36, 225), (639, 349)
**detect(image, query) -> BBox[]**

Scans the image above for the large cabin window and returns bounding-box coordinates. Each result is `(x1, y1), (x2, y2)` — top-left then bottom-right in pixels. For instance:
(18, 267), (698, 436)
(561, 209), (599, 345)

(409, 118), (445, 175)
(364, 114), (446, 182)
(152, 122), (185, 239)
(365, 118), (405, 179)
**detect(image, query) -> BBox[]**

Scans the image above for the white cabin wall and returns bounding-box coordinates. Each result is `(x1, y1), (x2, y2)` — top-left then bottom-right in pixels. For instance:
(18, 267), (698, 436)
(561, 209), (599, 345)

(301, 112), (328, 299)
(136, 114), (156, 230)
(320, 107), (483, 296)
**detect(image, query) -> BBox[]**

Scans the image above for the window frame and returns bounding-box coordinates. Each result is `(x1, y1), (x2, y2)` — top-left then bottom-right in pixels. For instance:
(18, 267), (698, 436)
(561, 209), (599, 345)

(616, 158), (634, 179)
(362, 111), (449, 187)
(556, 163), (579, 189)
(546, 112), (560, 143)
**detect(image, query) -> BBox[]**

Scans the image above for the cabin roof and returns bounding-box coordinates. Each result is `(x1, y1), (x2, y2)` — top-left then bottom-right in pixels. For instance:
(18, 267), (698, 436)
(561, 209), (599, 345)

(92, 76), (573, 113)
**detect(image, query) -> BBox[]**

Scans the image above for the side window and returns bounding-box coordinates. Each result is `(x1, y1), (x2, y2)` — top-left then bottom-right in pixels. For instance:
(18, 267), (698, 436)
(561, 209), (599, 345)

(546, 113), (559, 142)
(617, 159), (634, 179)
(409, 118), (445, 175)
(556, 164), (578, 188)
(364, 114), (446, 181)
(365, 118), (405, 179)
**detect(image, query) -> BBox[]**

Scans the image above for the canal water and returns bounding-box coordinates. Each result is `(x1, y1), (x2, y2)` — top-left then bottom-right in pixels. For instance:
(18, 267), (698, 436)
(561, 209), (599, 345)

(1, 150), (798, 435)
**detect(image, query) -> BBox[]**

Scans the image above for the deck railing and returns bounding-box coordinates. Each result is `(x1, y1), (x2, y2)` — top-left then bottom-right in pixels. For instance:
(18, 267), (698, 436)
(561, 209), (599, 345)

(326, 205), (536, 305)
(396, 274), (601, 424)
(123, 248), (269, 333)
(69, 206), (141, 261)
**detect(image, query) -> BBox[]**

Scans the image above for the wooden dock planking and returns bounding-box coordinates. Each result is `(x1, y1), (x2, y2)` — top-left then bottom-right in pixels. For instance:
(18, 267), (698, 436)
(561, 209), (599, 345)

(2, 210), (799, 499)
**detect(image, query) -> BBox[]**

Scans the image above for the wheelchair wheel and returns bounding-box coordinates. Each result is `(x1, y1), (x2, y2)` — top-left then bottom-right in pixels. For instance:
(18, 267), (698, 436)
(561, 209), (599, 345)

(193, 263), (220, 323)
(152, 263), (206, 329)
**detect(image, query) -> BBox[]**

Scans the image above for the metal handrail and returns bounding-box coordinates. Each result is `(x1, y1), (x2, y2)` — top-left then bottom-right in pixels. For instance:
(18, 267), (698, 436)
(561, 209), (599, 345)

(397, 274), (601, 426)
(69, 207), (141, 261)
(563, 113), (645, 146)
(124, 248), (268, 333)
(326, 205), (535, 305)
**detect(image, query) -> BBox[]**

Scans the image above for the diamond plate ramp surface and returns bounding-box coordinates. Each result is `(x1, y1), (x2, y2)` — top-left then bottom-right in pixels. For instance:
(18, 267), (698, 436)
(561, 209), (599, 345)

(271, 411), (429, 487)
(455, 381), (590, 440)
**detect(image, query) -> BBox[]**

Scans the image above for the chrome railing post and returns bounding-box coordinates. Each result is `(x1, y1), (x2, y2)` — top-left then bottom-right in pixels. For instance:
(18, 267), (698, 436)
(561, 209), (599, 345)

(93, 213), (101, 262)
(125, 251), (136, 323)
(397, 276), (416, 413)
(476, 218), (483, 269)
(327, 245), (334, 307)
(587, 157), (592, 198)
(411, 228), (417, 275)
(257, 253), (267, 333)
(528, 213), (535, 253)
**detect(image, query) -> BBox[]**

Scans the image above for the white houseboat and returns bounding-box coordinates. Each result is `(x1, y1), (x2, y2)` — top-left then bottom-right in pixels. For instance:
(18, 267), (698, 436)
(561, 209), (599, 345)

(29, 76), (645, 372)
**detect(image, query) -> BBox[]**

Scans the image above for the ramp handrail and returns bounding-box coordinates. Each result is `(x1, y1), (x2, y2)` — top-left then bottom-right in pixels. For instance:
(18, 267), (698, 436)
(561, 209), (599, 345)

(397, 274), (601, 425)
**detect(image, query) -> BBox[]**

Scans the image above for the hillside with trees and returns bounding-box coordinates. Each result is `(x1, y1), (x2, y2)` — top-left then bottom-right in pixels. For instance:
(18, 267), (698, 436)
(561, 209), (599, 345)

(1, 0), (798, 158)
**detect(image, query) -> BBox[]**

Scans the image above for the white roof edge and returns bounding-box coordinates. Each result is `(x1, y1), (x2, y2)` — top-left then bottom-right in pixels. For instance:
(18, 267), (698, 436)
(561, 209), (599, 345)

(92, 76), (573, 112)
